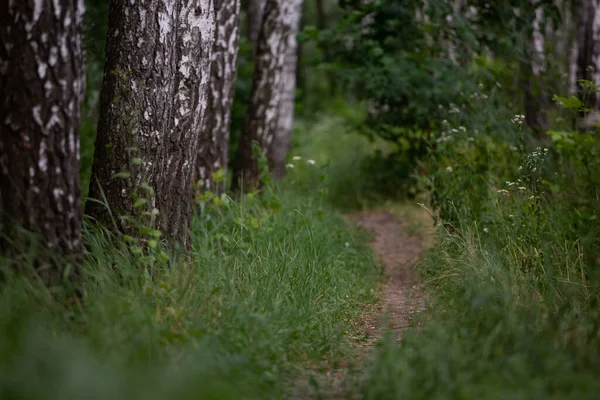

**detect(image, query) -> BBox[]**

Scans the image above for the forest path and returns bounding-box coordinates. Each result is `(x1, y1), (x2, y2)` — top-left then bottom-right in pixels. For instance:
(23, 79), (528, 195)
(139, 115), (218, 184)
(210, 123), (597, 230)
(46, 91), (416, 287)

(290, 208), (430, 399)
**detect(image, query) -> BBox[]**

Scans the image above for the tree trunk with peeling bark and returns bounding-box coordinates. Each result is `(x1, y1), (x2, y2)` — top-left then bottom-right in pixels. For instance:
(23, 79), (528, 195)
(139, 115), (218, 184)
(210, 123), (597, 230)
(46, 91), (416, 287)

(196, 0), (240, 194)
(86, 0), (214, 247)
(524, 1), (549, 136)
(0, 0), (85, 286)
(232, 0), (303, 190)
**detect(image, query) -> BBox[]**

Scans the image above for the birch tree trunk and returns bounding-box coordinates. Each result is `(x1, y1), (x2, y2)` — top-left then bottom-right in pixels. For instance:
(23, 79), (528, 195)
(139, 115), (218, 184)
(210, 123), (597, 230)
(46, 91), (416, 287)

(272, 2), (302, 179)
(247, 0), (266, 56)
(576, 0), (600, 110)
(196, 0), (241, 193)
(0, 0), (85, 285)
(231, 0), (303, 191)
(86, 0), (215, 247)
(524, 2), (549, 136)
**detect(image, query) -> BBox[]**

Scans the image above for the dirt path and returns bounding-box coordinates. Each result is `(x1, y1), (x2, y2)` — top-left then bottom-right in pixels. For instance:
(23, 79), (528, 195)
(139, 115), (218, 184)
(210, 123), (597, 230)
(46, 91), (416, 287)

(291, 208), (428, 399)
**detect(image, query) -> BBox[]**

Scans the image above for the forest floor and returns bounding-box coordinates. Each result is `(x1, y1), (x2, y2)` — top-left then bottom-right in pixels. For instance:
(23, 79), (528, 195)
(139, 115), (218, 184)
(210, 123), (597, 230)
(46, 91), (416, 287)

(290, 206), (431, 399)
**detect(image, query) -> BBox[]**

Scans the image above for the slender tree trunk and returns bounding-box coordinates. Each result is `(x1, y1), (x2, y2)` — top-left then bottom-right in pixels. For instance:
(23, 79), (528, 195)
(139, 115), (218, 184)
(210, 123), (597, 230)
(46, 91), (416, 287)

(272, 2), (303, 179)
(567, 0), (579, 96)
(196, 0), (241, 194)
(232, 0), (303, 191)
(247, 0), (266, 56)
(86, 0), (215, 247)
(576, 0), (600, 110)
(524, 2), (549, 136)
(316, 0), (336, 96)
(0, 0), (85, 286)
(447, 0), (466, 65)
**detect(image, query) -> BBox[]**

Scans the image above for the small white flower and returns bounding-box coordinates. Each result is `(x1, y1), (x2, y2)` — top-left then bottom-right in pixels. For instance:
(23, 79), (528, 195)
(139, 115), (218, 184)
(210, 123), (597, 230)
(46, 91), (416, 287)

(459, 126), (466, 132)
(344, 242), (350, 248)
(509, 214), (514, 218)
(286, 163), (294, 169)
(446, 166), (453, 173)
(292, 156), (302, 161)
(518, 186), (527, 191)
(307, 159), (316, 165)
(483, 227), (489, 233)
(529, 195), (535, 200)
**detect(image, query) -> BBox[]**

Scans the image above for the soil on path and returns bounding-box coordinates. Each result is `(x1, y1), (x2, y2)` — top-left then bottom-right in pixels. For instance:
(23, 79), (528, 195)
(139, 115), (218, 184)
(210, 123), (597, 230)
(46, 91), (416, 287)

(291, 209), (429, 399)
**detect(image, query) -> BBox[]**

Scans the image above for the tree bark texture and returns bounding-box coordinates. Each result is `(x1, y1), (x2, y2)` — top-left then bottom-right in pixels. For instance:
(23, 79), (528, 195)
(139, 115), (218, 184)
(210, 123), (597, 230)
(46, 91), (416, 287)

(0, 0), (85, 284)
(86, 0), (215, 247)
(247, 0), (266, 56)
(524, 2), (549, 136)
(196, 0), (240, 194)
(272, 4), (302, 179)
(576, 0), (600, 110)
(231, 0), (303, 191)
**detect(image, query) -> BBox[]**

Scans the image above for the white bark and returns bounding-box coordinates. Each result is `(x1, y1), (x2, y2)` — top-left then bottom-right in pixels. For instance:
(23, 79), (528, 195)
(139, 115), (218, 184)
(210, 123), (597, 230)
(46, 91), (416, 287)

(196, 0), (241, 192)
(232, 0), (304, 189)
(0, 0), (85, 281)
(272, 0), (302, 178)
(87, 0), (215, 245)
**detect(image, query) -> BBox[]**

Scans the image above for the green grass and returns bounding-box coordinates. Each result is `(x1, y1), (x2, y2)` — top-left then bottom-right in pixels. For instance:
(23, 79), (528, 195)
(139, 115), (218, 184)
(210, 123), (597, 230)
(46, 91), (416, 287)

(362, 228), (600, 399)
(359, 120), (600, 399)
(0, 117), (383, 399)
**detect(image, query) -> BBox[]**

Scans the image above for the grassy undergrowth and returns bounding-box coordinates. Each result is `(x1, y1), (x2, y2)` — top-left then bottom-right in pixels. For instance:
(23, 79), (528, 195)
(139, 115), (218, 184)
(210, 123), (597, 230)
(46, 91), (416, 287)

(0, 118), (382, 399)
(360, 113), (600, 399)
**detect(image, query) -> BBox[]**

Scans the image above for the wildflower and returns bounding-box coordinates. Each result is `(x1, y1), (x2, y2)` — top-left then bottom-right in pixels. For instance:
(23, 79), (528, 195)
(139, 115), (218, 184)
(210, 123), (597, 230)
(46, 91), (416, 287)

(509, 214), (514, 218)
(446, 166), (453, 173)
(292, 156), (302, 161)
(529, 195), (535, 200)
(518, 186), (527, 191)
(451, 128), (458, 133)
(496, 189), (510, 195)
(286, 163), (294, 169)
(307, 159), (316, 165)
(483, 227), (489, 233)
(532, 167), (537, 172)
(511, 114), (525, 126)
(543, 148), (548, 153)
(459, 126), (466, 132)
(344, 242), (350, 248)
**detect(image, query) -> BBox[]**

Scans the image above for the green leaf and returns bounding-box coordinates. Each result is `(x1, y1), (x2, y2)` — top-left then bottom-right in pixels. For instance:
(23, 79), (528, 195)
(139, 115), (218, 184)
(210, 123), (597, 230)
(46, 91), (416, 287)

(112, 171), (131, 179)
(552, 96), (583, 109)
(133, 198), (148, 208)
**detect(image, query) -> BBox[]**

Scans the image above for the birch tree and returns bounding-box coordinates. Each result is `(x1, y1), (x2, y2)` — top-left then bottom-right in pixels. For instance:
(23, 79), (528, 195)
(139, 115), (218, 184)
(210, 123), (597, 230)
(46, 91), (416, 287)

(524, 1), (549, 136)
(575, 0), (600, 110)
(0, 0), (85, 285)
(86, 0), (215, 247)
(232, 0), (303, 190)
(247, 0), (266, 56)
(196, 0), (241, 194)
